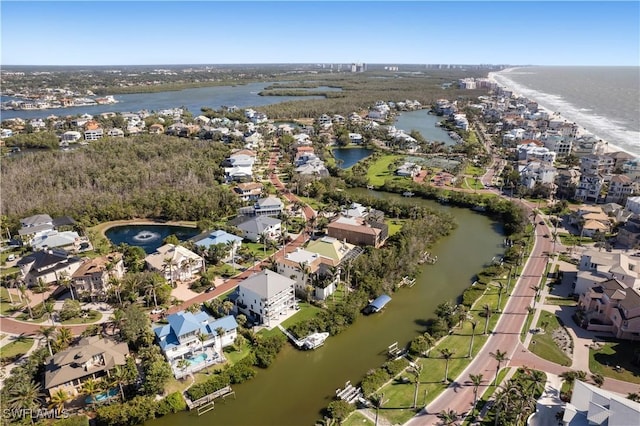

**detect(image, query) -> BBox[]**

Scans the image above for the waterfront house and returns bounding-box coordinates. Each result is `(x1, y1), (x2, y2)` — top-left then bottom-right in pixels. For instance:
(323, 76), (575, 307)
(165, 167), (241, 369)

(31, 230), (80, 251)
(61, 131), (82, 142)
(44, 336), (130, 398)
(327, 216), (388, 248)
(71, 253), (124, 301)
(295, 160), (330, 178)
(236, 216), (282, 243)
(17, 249), (83, 287)
(564, 380), (640, 424)
(577, 278), (640, 341)
(84, 128), (103, 141)
(106, 128), (124, 138)
(236, 270), (295, 327)
(305, 236), (359, 267)
(18, 214), (54, 245)
(396, 162), (422, 177)
(154, 311), (237, 378)
(145, 244), (204, 283)
(275, 248), (341, 300)
(148, 123), (165, 134)
(605, 174), (637, 205)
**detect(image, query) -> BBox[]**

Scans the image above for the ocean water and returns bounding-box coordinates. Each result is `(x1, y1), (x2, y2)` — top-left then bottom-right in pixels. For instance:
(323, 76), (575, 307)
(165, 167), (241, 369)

(490, 67), (640, 155)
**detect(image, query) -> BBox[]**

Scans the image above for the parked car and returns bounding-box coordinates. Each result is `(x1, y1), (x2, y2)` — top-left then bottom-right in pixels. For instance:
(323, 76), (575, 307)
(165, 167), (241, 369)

(7, 254), (15, 261)
(151, 308), (165, 315)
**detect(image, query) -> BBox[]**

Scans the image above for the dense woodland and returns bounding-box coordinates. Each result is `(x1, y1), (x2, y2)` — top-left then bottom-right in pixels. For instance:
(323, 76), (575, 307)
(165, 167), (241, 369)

(1, 135), (239, 229)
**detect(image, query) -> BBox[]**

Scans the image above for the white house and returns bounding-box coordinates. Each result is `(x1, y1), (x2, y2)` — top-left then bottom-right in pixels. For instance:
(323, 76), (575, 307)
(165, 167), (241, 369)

(236, 270), (295, 327)
(17, 249), (83, 287)
(276, 248), (339, 300)
(238, 196), (284, 217)
(145, 244), (204, 283)
(194, 230), (243, 253)
(84, 128), (103, 141)
(236, 216), (282, 242)
(61, 131), (82, 142)
(154, 311), (237, 378)
(575, 249), (640, 295)
(563, 380), (640, 425)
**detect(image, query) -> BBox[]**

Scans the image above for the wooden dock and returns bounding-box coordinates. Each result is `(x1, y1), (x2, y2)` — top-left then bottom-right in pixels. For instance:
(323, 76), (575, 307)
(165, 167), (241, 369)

(185, 385), (235, 415)
(336, 381), (365, 405)
(277, 324), (304, 348)
(418, 251), (437, 264)
(397, 276), (416, 288)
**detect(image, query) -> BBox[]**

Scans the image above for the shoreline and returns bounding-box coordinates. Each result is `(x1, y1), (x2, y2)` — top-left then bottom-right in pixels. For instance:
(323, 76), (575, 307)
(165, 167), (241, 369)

(488, 68), (637, 156)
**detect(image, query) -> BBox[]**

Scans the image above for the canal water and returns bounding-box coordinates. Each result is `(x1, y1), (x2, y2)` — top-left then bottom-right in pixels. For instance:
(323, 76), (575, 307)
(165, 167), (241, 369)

(147, 191), (504, 426)
(0, 83), (338, 121)
(332, 147), (373, 169)
(105, 224), (200, 254)
(394, 109), (458, 145)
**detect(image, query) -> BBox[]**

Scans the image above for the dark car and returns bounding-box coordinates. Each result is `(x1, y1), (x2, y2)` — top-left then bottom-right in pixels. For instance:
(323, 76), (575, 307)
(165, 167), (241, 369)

(205, 287), (215, 293)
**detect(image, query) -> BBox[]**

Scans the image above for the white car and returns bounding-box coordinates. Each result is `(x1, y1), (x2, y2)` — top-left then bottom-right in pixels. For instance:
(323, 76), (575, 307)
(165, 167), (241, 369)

(151, 308), (165, 315)
(7, 254), (15, 261)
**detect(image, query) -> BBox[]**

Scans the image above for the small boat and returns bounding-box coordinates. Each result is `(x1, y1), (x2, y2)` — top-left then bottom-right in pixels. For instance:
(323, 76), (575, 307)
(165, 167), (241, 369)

(402, 191), (414, 197)
(302, 332), (329, 350)
(363, 294), (392, 315)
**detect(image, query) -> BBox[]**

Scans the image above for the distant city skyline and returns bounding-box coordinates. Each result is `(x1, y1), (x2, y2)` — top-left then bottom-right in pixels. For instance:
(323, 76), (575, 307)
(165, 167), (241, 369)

(2, 1), (638, 67)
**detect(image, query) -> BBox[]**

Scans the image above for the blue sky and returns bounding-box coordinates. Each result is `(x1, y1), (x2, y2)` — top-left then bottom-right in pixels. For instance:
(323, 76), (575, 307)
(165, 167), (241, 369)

(2, 1), (639, 66)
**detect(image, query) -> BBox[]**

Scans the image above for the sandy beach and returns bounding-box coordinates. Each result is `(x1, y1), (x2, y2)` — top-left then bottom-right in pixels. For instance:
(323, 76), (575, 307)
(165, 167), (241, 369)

(488, 68), (633, 156)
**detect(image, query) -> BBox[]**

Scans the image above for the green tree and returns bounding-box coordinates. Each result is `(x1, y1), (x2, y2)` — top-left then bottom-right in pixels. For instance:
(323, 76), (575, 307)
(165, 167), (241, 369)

(468, 318), (478, 358)
(49, 388), (70, 411)
(326, 400), (355, 424)
(489, 349), (509, 386)
(8, 380), (42, 410)
(81, 378), (102, 405)
(482, 303), (493, 335)
(439, 348), (455, 383)
(119, 304), (152, 348)
(38, 325), (56, 357)
(469, 373), (484, 413)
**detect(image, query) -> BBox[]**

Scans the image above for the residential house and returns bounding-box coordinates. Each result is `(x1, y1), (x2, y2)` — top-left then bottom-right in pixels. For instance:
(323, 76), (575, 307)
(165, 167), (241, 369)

(295, 160), (330, 178)
(577, 278), (640, 341)
(145, 244), (204, 283)
(149, 123), (165, 134)
(31, 230), (80, 251)
(616, 215), (640, 249)
(625, 196), (640, 215)
(305, 236), (359, 268)
(235, 270), (295, 326)
(233, 182), (264, 202)
(554, 168), (581, 200)
(236, 216), (282, 243)
(518, 161), (557, 190)
(44, 336), (130, 398)
(575, 249), (640, 295)
(327, 216), (388, 248)
(193, 230), (242, 254)
(563, 380), (640, 425)
(517, 142), (557, 164)
(18, 214), (54, 245)
(575, 174), (607, 203)
(396, 162), (422, 177)
(238, 196), (284, 217)
(606, 151), (636, 171)
(348, 133), (364, 144)
(61, 131), (82, 143)
(71, 253), (124, 301)
(605, 174), (636, 204)
(223, 150), (256, 182)
(84, 128), (103, 141)
(154, 311), (237, 378)
(17, 249), (83, 287)
(106, 128), (124, 138)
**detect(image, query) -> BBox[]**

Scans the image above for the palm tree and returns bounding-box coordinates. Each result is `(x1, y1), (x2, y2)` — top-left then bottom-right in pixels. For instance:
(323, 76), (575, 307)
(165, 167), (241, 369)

(18, 283), (33, 319)
(627, 392), (640, 402)
(55, 327), (73, 351)
(226, 241), (237, 270)
(423, 332), (436, 358)
(198, 333), (207, 353)
(482, 304), (493, 335)
(35, 278), (48, 302)
(468, 319), (478, 358)
(222, 300), (234, 316)
(440, 348), (455, 383)
(411, 362), (423, 409)
(58, 270), (74, 300)
(110, 365), (129, 400)
(108, 276), (123, 306)
(81, 378), (102, 405)
(43, 300), (56, 325)
(177, 358), (190, 378)
(437, 409), (459, 425)
(49, 388), (70, 411)
(8, 380), (42, 410)
(469, 373), (484, 413)
(162, 256), (176, 287)
(144, 275), (163, 309)
(591, 373), (604, 388)
(109, 309), (125, 336)
(489, 349), (509, 386)
(496, 282), (505, 312)
(370, 392), (385, 426)
(456, 305), (469, 328)
(38, 325), (56, 356)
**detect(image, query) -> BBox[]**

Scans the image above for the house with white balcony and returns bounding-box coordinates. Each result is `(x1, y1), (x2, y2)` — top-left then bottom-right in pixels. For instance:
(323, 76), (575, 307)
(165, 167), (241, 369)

(223, 150), (256, 182)
(517, 142), (557, 164)
(276, 248), (340, 300)
(235, 270), (295, 327)
(145, 244), (204, 283)
(61, 131), (82, 142)
(236, 216), (281, 242)
(574, 249), (640, 295)
(575, 174), (607, 203)
(577, 278), (640, 341)
(518, 161), (557, 189)
(605, 174), (637, 204)
(232, 182), (264, 201)
(84, 128), (103, 141)
(71, 253), (124, 301)
(154, 311), (238, 378)
(238, 196), (284, 217)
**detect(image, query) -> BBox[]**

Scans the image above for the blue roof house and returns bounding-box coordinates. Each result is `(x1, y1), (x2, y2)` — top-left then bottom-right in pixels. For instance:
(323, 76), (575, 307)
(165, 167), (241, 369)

(154, 310), (238, 378)
(194, 230), (243, 251)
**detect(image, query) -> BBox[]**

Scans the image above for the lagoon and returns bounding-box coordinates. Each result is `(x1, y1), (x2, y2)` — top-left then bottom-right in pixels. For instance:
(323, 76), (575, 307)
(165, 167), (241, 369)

(105, 224), (199, 254)
(394, 109), (458, 145)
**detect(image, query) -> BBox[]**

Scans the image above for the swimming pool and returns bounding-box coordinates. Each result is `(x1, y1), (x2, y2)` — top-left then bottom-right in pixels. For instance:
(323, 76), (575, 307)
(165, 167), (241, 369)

(85, 387), (118, 404)
(187, 353), (208, 366)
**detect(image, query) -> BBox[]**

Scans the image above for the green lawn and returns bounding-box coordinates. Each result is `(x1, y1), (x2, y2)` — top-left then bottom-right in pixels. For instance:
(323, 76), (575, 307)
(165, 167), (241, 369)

(242, 242), (277, 260)
(224, 342), (252, 365)
(385, 219), (406, 237)
(529, 311), (572, 366)
(0, 287), (24, 316)
(464, 164), (485, 176)
(61, 310), (102, 325)
(559, 235), (593, 247)
(343, 411), (374, 426)
(259, 302), (323, 339)
(296, 196), (326, 211)
(544, 297), (577, 306)
(366, 155), (403, 186)
(0, 337), (34, 361)
(589, 341), (640, 384)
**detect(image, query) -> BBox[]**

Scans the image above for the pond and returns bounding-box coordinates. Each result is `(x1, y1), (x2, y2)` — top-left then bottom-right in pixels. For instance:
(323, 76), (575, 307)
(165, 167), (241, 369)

(332, 147), (373, 169)
(105, 224), (200, 254)
(394, 109), (458, 145)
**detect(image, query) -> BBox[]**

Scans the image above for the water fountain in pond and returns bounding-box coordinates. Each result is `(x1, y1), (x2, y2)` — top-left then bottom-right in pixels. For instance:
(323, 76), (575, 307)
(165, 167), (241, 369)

(132, 230), (160, 242)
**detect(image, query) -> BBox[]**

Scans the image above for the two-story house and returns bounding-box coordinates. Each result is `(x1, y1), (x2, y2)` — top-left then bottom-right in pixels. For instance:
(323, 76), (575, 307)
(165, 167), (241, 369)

(17, 249), (83, 287)
(145, 244), (204, 284)
(44, 336), (130, 398)
(275, 248), (340, 300)
(154, 311), (238, 378)
(236, 216), (282, 243)
(327, 216), (388, 248)
(575, 249), (640, 295)
(71, 253), (124, 301)
(238, 196), (284, 217)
